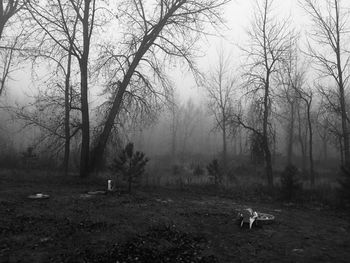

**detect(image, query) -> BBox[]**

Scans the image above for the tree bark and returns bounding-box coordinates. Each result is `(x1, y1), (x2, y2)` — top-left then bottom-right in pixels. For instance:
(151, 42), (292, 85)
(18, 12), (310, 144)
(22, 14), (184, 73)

(306, 100), (315, 186)
(263, 74), (273, 187)
(287, 102), (295, 165)
(63, 49), (72, 176)
(79, 61), (90, 177)
(79, 0), (93, 178)
(222, 119), (227, 172)
(297, 106), (307, 173)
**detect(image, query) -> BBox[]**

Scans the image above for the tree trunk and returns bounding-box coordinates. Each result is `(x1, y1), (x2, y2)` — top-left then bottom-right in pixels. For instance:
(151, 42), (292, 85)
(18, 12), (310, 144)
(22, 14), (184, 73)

(297, 106), (307, 173)
(323, 137), (328, 162)
(263, 74), (273, 187)
(306, 101), (315, 187)
(171, 105), (177, 159)
(339, 136), (344, 166)
(79, 63), (90, 177)
(287, 102), (295, 165)
(239, 129), (243, 155)
(339, 84), (349, 167)
(63, 50), (72, 176)
(222, 119), (227, 172)
(265, 144), (273, 187)
(79, 0), (92, 177)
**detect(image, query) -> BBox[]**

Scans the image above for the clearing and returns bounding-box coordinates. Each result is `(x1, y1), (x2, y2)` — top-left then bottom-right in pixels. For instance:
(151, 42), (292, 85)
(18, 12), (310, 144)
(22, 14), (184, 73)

(0, 170), (349, 262)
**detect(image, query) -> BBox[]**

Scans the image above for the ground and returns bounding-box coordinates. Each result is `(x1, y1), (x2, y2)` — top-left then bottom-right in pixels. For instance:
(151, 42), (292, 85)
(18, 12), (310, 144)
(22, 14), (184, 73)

(0, 170), (349, 263)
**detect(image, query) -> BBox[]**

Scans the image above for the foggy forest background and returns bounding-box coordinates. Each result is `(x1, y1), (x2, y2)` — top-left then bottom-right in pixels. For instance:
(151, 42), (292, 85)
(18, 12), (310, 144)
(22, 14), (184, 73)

(0, 0), (349, 193)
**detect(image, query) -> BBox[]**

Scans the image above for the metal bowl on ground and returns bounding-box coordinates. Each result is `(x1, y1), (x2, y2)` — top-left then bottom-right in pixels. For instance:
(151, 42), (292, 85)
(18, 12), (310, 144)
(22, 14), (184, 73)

(27, 193), (50, 199)
(256, 212), (275, 223)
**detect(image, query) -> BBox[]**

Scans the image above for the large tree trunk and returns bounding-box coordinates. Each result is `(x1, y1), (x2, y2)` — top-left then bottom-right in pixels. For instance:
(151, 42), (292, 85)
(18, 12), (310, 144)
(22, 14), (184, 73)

(264, 143), (273, 187)
(79, 0), (93, 177)
(263, 75), (273, 187)
(79, 62), (90, 177)
(339, 83), (349, 167)
(90, 66), (136, 171)
(297, 106), (307, 173)
(63, 50), (72, 176)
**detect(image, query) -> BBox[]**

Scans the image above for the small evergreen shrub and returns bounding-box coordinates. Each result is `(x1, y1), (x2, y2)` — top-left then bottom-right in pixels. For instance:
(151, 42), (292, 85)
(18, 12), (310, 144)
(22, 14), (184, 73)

(280, 164), (302, 201)
(110, 142), (148, 193)
(206, 159), (222, 185)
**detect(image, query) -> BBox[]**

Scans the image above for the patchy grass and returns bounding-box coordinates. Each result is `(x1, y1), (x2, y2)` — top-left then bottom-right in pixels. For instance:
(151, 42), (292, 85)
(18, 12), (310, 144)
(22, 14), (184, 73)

(0, 169), (350, 262)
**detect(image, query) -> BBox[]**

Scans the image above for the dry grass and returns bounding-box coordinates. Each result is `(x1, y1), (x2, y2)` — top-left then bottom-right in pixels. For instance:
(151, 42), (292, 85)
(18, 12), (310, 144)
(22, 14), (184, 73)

(0, 169), (349, 262)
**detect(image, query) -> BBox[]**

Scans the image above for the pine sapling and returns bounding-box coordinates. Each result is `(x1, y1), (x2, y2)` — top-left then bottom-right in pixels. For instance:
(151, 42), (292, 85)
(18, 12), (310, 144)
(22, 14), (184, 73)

(111, 142), (148, 193)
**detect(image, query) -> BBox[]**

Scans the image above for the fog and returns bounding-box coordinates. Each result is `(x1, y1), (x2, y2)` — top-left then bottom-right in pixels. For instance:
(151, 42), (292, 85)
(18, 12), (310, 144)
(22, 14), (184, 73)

(0, 0), (348, 188)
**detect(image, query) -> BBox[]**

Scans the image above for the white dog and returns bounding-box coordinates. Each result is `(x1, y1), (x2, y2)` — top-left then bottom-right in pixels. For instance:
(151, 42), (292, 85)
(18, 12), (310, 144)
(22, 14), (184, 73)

(240, 208), (258, 229)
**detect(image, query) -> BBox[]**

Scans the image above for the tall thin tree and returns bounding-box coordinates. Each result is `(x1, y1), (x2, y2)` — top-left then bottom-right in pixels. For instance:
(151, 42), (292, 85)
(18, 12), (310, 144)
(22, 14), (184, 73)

(302, 0), (350, 167)
(240, 0), (292, 187)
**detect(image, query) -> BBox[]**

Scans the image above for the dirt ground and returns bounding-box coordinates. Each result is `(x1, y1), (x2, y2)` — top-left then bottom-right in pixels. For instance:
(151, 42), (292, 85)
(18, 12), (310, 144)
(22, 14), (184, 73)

(0, 170), (349, 263)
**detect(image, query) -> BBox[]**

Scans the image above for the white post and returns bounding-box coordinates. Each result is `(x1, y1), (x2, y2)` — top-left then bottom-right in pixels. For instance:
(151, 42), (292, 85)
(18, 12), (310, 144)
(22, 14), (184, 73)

(108, 180), (112, 191)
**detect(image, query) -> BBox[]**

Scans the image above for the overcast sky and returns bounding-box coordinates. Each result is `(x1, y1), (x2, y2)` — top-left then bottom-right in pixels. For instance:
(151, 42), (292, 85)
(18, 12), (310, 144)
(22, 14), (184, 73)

(5, 0), (349, 105)
(173, 0), (312, 101)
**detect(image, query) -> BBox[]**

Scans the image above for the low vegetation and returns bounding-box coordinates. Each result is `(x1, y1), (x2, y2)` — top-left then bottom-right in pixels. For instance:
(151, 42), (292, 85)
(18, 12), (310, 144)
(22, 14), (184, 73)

(0, 169), (349, 262)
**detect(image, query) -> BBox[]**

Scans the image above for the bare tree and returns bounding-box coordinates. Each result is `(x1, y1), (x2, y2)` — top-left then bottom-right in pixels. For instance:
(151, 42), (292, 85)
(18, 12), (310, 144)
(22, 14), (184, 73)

(0, 0), (26, 39)
(276, 46), (300, 165)
(178, 99), (201, 158)
(0, 33), (21, 96)
(239, 0), (292, 187)
(296, 98), (308, 173)
(316, 101), (334, 162)
(204, 48), (237, 171)
(294, 83), (315, 186)
(25, 0), (101, 177)
(0, 1), (28, 96)
(302, 0), (350, 167)
(90, 0), (230, 172)
(317, 85), (346, 164)
(4, 82), (81, 163)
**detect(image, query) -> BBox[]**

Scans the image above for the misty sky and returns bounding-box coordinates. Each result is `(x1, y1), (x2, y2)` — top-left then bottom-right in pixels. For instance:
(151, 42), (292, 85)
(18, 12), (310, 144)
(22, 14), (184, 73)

(3, 0), (309, 104)
(171, 0), (311, 101)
